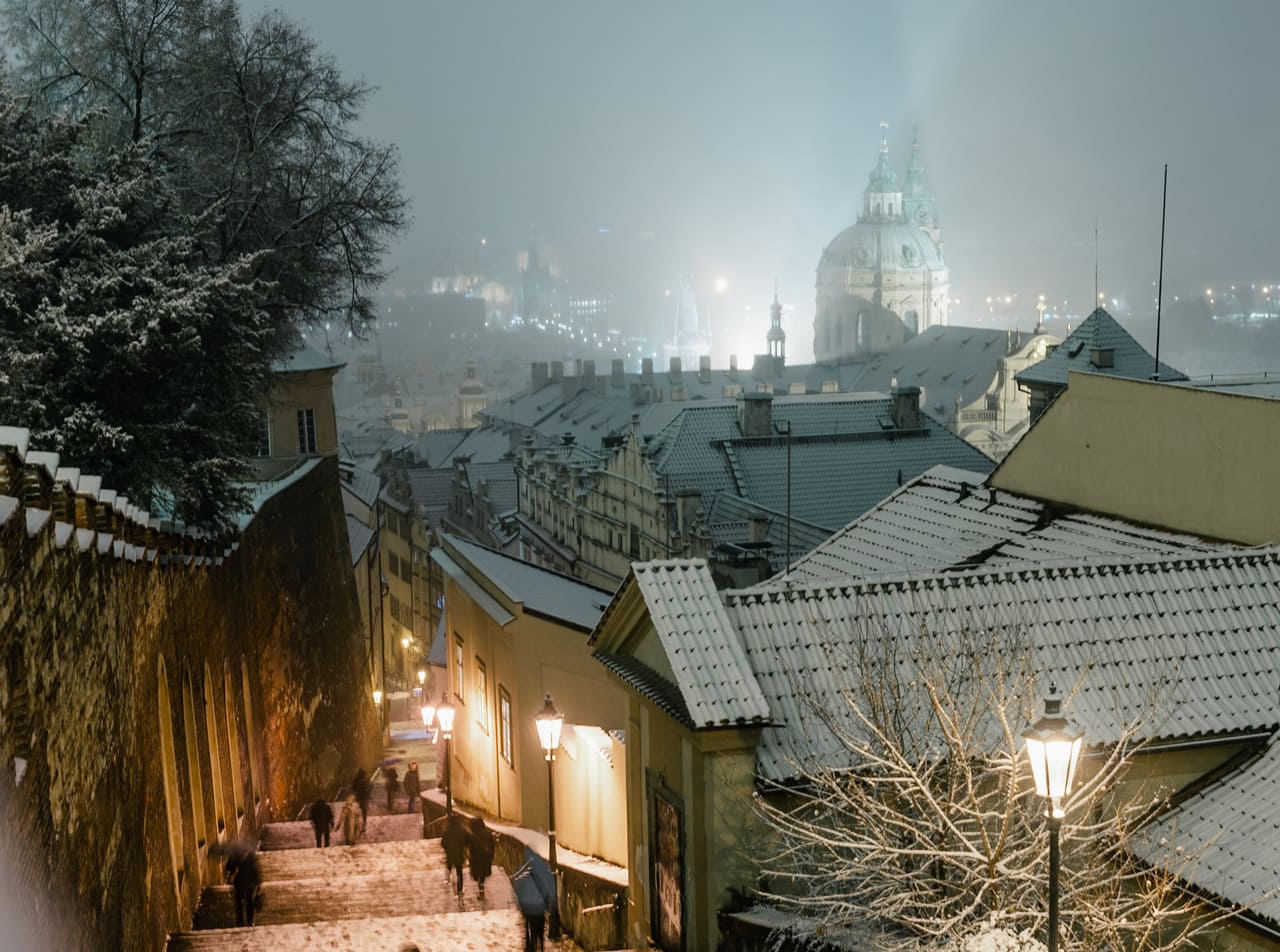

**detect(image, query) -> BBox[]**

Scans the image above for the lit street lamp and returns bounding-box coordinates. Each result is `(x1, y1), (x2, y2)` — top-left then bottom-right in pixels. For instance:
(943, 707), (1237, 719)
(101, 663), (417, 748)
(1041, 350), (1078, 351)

(1022, 686), (1084, 952)
(422, 693), (456, 816)
(372, 688), (388, 744)
(535, 693), (564, 939)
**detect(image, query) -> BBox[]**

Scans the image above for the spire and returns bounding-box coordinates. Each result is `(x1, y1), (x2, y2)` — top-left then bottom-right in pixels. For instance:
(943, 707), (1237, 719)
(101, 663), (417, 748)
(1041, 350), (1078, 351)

(865, 119), (899, 194)
(767, 282), (785, 359)
(901, 125), (938, 230)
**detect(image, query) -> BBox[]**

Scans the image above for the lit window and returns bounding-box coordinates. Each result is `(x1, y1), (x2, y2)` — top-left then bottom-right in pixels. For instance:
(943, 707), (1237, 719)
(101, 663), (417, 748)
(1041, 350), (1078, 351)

(476, 661), (489, 732)
(499, 688), (513, 766)
(453, 636), (464, 700)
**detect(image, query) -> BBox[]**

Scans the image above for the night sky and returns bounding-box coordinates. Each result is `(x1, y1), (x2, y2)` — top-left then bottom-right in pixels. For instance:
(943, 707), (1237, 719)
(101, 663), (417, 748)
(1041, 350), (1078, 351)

(244, 1), (1280, 360)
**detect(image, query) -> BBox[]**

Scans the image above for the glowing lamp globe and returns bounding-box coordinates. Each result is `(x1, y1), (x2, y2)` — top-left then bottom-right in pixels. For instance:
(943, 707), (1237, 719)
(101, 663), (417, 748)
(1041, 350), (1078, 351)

(1022, 689), (1084, 817)
(435, 696), (456, 737)
(535, 693), (564, 757)
(372, 688), (383, 706)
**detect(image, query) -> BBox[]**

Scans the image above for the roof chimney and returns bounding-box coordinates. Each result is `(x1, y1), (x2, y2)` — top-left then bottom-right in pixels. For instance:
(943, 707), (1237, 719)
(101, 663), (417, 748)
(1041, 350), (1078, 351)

(582, 359), (596, 383)
(698, 355), (711, 383)
(668, 356), (682, 382)
(641, 357), (654, 385)
(532, 361), (549, 390)
(891, 384), (922, 429)
(611, 358), (625, 388)
(747, 511), (770, 544)
(729, 354), (739, 381)
(738, 391), (773, 438)
(550, 360), (564, 382)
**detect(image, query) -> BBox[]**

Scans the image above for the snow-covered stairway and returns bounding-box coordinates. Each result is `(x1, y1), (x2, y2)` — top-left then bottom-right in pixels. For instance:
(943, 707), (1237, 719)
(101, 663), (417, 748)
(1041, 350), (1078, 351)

(166, 814), (524, 951)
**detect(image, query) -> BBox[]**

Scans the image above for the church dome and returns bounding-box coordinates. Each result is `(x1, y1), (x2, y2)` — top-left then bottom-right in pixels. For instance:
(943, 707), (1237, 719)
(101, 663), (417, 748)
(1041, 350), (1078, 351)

(818, 221), (945, 275)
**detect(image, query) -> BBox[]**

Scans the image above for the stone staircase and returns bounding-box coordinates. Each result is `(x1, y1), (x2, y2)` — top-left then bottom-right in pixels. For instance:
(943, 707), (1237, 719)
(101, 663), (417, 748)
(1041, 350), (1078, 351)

(166, 811), (524, 951)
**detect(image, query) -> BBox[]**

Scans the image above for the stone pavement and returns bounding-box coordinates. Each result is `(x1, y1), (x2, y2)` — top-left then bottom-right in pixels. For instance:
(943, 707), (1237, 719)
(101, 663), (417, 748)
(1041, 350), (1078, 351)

(164, 720), (569, 951)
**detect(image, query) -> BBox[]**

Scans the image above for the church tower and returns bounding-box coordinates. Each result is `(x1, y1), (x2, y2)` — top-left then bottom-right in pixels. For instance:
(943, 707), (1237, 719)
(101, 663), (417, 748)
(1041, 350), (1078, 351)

(767, 285), (786, 361)
(813, 123), (950, 365)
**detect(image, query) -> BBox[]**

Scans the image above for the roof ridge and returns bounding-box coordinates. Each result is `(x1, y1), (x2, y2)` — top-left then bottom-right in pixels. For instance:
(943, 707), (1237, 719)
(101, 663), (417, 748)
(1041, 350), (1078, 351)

(441, 532), (615, 595)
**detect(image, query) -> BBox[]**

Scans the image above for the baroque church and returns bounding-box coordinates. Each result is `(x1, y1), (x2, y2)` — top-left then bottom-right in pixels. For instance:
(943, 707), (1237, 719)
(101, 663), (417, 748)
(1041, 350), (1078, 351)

(814, 123), (950, 364)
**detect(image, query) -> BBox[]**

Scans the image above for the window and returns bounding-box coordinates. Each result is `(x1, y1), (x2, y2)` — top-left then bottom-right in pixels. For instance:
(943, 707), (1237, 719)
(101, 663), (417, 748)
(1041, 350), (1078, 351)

(388, 552), (400, 578)
(453, 636), (464, 699)
(255, 412), (271, 457)
(499, 688), (513, 766)
(476, 660), (489, 732)
(297, 408), (317, 454)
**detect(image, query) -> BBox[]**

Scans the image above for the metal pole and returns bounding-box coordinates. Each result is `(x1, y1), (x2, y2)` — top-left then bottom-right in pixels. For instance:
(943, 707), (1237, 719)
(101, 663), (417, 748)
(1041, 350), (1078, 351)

(445, 736), (453, 816)
(1048, 813), (1061, 952)
(547, 753), (561, 939)
(1152, 163), (1168, 381)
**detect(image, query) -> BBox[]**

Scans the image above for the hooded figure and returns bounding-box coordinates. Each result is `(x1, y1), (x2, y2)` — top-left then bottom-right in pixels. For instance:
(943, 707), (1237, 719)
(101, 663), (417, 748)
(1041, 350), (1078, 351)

(224, 844), (262, 927)
(352, 768), (372, 832)
(468, 816), (495, 897)
(309, 798), (334, 847)
(441, 813), (468, 895)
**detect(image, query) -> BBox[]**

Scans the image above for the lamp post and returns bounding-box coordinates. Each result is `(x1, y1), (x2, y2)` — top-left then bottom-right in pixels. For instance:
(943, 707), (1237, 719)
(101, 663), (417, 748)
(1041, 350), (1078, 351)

(426, 692), (455, 816)
(372, 688), (387, 744)
(416, 668), (426, 707)
(1022, 686), (1084, 952)
(535, 693), (564, 939)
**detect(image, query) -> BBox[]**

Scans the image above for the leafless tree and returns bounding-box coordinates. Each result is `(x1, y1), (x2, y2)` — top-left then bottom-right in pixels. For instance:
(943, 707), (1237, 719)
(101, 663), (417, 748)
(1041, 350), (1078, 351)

(752, 601), (1243, 950)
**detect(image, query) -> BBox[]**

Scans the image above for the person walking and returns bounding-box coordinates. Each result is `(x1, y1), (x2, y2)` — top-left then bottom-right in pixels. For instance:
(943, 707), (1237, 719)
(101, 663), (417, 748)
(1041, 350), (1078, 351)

(441, 813), (467, 895)
(384, 763), (400, 812)
(224, 843), (262, 928)
(467, 816), (495, 898)
(352, 768), (372, 833)
(403, 761), (421, 815)
(308, 797), (335, 847)
(340, 793), (362, 845)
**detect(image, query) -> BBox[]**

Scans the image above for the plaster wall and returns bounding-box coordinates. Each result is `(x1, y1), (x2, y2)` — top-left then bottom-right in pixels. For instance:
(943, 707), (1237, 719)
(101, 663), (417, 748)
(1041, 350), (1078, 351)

(991, 372), (1280, 543)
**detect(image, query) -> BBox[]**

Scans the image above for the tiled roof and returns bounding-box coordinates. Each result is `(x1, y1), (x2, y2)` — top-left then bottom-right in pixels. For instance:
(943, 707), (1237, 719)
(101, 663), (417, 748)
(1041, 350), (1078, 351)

(786, 465), (1233, 581)
(272, 344), (345, 374)
(629, 560), (770, 729)
(406, 467), (454, 529)
(415, 428), (471, 466)
(594, 650), (693, 727)
(338, 459), (381, 508)
(344, 514), (374, 566)
(704, 494), (834, 570)
(731, 550), (1280, 780)
(848, 326), (1037, 422)
(441, 534), (613, 631)
(646, 395), (995, 532)
(1132, 739), (1280, 930)
(1015, 308), (1186, 388)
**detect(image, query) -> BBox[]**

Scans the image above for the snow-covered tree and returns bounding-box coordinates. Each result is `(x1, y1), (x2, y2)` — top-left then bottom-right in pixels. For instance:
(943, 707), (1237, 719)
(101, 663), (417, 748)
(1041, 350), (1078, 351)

(0, 92), (279, 527)
(752, 609), (1233, 951)
(3, 0), (407, 334)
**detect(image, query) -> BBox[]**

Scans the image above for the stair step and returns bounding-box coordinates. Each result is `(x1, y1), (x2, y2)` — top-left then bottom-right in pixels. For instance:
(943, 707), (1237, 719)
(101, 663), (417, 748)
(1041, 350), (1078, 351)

(258, 839), (443, 882)
(167, 909), (524, 952)
(193, 861), (513, 929)
(258, 811), (423, 851)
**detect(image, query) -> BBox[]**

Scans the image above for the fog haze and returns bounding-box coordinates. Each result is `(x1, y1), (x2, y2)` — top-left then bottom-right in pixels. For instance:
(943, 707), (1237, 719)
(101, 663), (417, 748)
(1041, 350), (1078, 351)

(246, 0), (1280, 362)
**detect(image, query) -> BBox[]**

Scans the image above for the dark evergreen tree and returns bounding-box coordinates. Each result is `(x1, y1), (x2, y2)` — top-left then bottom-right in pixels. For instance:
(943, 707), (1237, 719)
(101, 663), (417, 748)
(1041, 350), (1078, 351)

(0, 93), (280, 528)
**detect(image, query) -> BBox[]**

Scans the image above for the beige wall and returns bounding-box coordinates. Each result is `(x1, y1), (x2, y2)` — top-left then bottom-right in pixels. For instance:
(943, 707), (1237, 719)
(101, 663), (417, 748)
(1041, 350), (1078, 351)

(992, 372), (1280, 544)
(437, 551), (629, 866)
(264, 368), (340, 457)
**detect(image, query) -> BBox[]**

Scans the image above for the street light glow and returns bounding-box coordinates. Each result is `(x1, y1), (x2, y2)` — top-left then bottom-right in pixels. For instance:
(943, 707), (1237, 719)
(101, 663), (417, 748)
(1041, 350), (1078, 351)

(714, 276), (729, 294)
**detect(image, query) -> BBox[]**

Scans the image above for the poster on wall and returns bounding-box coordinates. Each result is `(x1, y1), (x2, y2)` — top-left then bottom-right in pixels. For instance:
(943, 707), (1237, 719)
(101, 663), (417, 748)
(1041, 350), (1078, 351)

(652, 789), (684, 950)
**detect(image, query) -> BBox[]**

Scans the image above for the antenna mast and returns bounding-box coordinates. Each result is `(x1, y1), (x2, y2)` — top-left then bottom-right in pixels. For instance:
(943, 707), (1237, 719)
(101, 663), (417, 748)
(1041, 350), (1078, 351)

(1153, 164), (1168, 380)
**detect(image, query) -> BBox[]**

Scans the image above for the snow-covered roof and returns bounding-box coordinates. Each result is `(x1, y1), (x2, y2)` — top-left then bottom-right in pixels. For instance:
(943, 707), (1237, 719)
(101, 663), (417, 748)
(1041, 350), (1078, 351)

(345, 514), (375, 566)
(272, 344), (345, 375)
(1132, 737), (1280, 933)
(598, 550), (1280, 781)
(785, 464), (1238, 581)
(438, 534), (612, 632)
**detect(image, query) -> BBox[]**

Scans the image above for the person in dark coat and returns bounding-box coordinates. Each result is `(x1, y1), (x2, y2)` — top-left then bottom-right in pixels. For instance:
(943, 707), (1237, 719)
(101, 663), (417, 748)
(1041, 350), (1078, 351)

(524, 910), (545, 951)
(403, 761), (421, 814)
(224, 844), (262, 927)
(308, 798), (335, 847)
(384, 763), (400, 811)
(468, 816), (495, 898)
(441, 813), (468, 895)
(352, 768), (372, 832)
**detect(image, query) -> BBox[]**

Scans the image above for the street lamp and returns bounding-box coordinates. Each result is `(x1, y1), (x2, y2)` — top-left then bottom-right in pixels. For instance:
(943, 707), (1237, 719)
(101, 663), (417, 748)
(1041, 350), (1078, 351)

(1022, 686), (1084, 952)
(428, 693), (456, 816)
(535, 693), (564, 939)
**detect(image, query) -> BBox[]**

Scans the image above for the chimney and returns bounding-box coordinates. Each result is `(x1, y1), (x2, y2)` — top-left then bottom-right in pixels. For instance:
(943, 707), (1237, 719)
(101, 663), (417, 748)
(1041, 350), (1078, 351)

(698, 355), (711, 383)
(891, 384), (922, 429)
(676, 488), (702, 539)
(729, 354), (738, 381)
(641, 357), (654, 385)
(582, 359), (596, 384)
(532, 361), (549, 390)
(738, 391), (773, 438)
(747, 511), (770, 544)
(668, 356), (682, 382)
(1090, 347), (1114, 368)
(550, 360), (564, 382)
(611, 358), (625, 388)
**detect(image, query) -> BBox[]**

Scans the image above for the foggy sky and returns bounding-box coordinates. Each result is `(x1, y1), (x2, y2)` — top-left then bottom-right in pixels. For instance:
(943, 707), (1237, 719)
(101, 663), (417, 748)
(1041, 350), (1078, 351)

(247, 0), (1280, 360)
